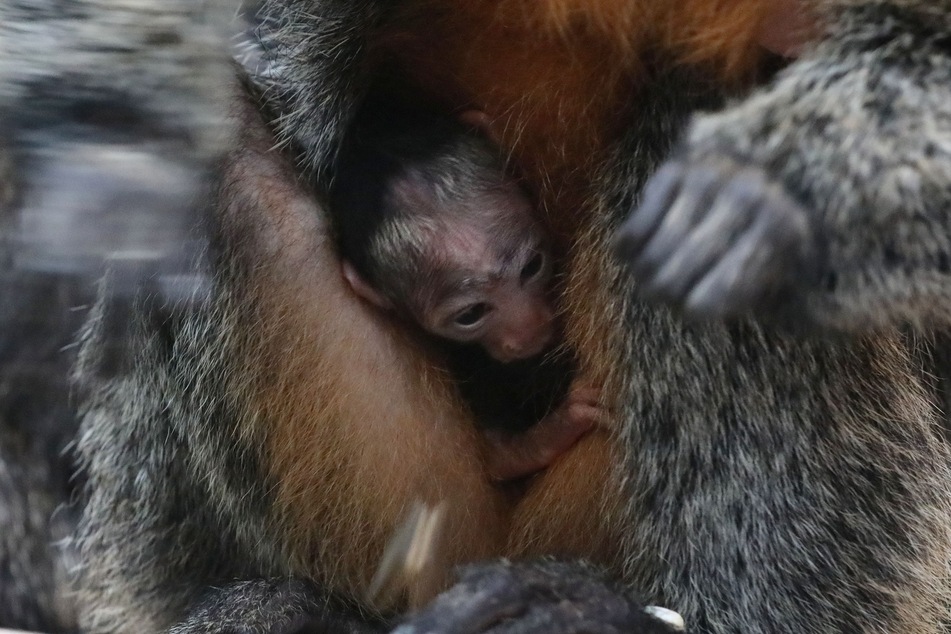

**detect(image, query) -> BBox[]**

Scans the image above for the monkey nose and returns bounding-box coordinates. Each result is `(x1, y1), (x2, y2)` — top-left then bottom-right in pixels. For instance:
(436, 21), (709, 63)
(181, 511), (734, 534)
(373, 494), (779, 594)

(501, 322), (554, 360)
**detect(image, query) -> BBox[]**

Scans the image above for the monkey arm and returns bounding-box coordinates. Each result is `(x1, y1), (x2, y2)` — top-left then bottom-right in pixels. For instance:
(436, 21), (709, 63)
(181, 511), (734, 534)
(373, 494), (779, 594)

(484, 382), (600, 481)
(615, 1), (951, 333)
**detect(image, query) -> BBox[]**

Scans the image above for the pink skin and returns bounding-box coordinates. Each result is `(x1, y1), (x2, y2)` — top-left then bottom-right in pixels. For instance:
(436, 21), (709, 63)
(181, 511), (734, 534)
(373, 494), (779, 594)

(342, 228), (556, 363)
(475, 285), (555, 362)
(341, 117), (604, 482)
(485, 382), (601, 481)
(414, 206), (558, 363)
(347, 253), (597, 480)
(757, 0), (818, 58)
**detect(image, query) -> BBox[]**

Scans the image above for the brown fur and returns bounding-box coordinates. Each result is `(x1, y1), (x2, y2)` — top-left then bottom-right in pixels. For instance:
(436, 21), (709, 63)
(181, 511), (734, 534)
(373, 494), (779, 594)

(505, 430), (627, 567)
(388, 0), (767, 221)
(380, 0), (770, 563)
(222, 109), (510, 609)
(261, 0), (775, 610)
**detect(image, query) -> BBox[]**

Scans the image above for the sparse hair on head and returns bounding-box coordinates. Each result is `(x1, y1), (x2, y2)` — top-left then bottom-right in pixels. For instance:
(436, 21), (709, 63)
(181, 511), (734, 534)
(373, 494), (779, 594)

(329, 105), (522, 313)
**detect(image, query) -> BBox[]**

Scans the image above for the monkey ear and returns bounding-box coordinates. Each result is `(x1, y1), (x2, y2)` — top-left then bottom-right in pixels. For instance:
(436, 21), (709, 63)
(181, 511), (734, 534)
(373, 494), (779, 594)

(342, 260), (393, 310)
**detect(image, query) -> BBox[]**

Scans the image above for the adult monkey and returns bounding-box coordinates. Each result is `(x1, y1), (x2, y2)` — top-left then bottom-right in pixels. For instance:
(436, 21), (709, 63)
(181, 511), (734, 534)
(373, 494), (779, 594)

(72, 2), (951, 634)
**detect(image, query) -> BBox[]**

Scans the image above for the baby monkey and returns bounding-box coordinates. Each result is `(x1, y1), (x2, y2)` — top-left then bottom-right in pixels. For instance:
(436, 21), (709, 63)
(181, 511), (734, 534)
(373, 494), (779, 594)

(330, 107), (600, 481)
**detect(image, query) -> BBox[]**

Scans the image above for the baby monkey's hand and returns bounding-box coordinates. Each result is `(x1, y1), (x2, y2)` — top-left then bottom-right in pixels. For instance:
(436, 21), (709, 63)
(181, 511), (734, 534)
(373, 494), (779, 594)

(485, 381), (602, 482)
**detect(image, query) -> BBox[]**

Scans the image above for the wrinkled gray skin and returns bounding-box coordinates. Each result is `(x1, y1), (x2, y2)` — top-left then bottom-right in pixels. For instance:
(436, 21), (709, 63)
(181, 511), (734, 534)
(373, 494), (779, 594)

(6, 0), (951, 633)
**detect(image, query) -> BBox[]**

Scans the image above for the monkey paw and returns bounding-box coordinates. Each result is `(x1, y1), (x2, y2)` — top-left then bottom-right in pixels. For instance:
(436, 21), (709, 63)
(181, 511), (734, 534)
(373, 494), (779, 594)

(613, 159), (819, 320)
(392, 560), (685, 634)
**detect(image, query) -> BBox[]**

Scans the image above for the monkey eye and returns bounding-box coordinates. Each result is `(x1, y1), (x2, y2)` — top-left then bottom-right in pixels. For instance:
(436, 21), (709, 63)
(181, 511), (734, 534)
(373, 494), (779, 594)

(454, 303), (489, 328)
(520, 252), (545, 283)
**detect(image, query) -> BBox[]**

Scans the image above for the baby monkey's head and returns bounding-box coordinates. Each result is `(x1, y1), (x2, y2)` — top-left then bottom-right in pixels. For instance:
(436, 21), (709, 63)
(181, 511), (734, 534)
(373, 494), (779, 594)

(333, 116), (556, 362)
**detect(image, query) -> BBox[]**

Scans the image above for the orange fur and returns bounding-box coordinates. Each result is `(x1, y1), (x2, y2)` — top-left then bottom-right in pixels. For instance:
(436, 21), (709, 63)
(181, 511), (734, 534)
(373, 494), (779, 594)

(389, 0), (641, 241)
(379, 0), (769, 566)
(502, 221), (635, 571)
(249, 0), (772, 612)
(226, 122), (509, 611)
(387, 0), (767, 242)
(506, 430), (627, 568)
(658, 0), (769, 81)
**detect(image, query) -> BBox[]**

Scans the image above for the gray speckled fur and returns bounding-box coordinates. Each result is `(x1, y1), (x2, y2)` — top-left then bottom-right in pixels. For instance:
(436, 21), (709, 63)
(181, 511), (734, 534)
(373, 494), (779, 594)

(72, 95), (384, 634)
(68, 1), (951, 633)
(680, 1), (951, 330)
(74, 272), (274, 633)
(250, 0), (391, 182)
(604, 2), (951, 631)
(0, 0), (240, 631)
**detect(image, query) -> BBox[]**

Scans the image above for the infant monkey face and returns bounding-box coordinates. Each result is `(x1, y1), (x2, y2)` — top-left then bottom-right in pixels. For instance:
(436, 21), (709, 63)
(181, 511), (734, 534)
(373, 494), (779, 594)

(478, 280), (556, 362)
(422, 220), (557, 362)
